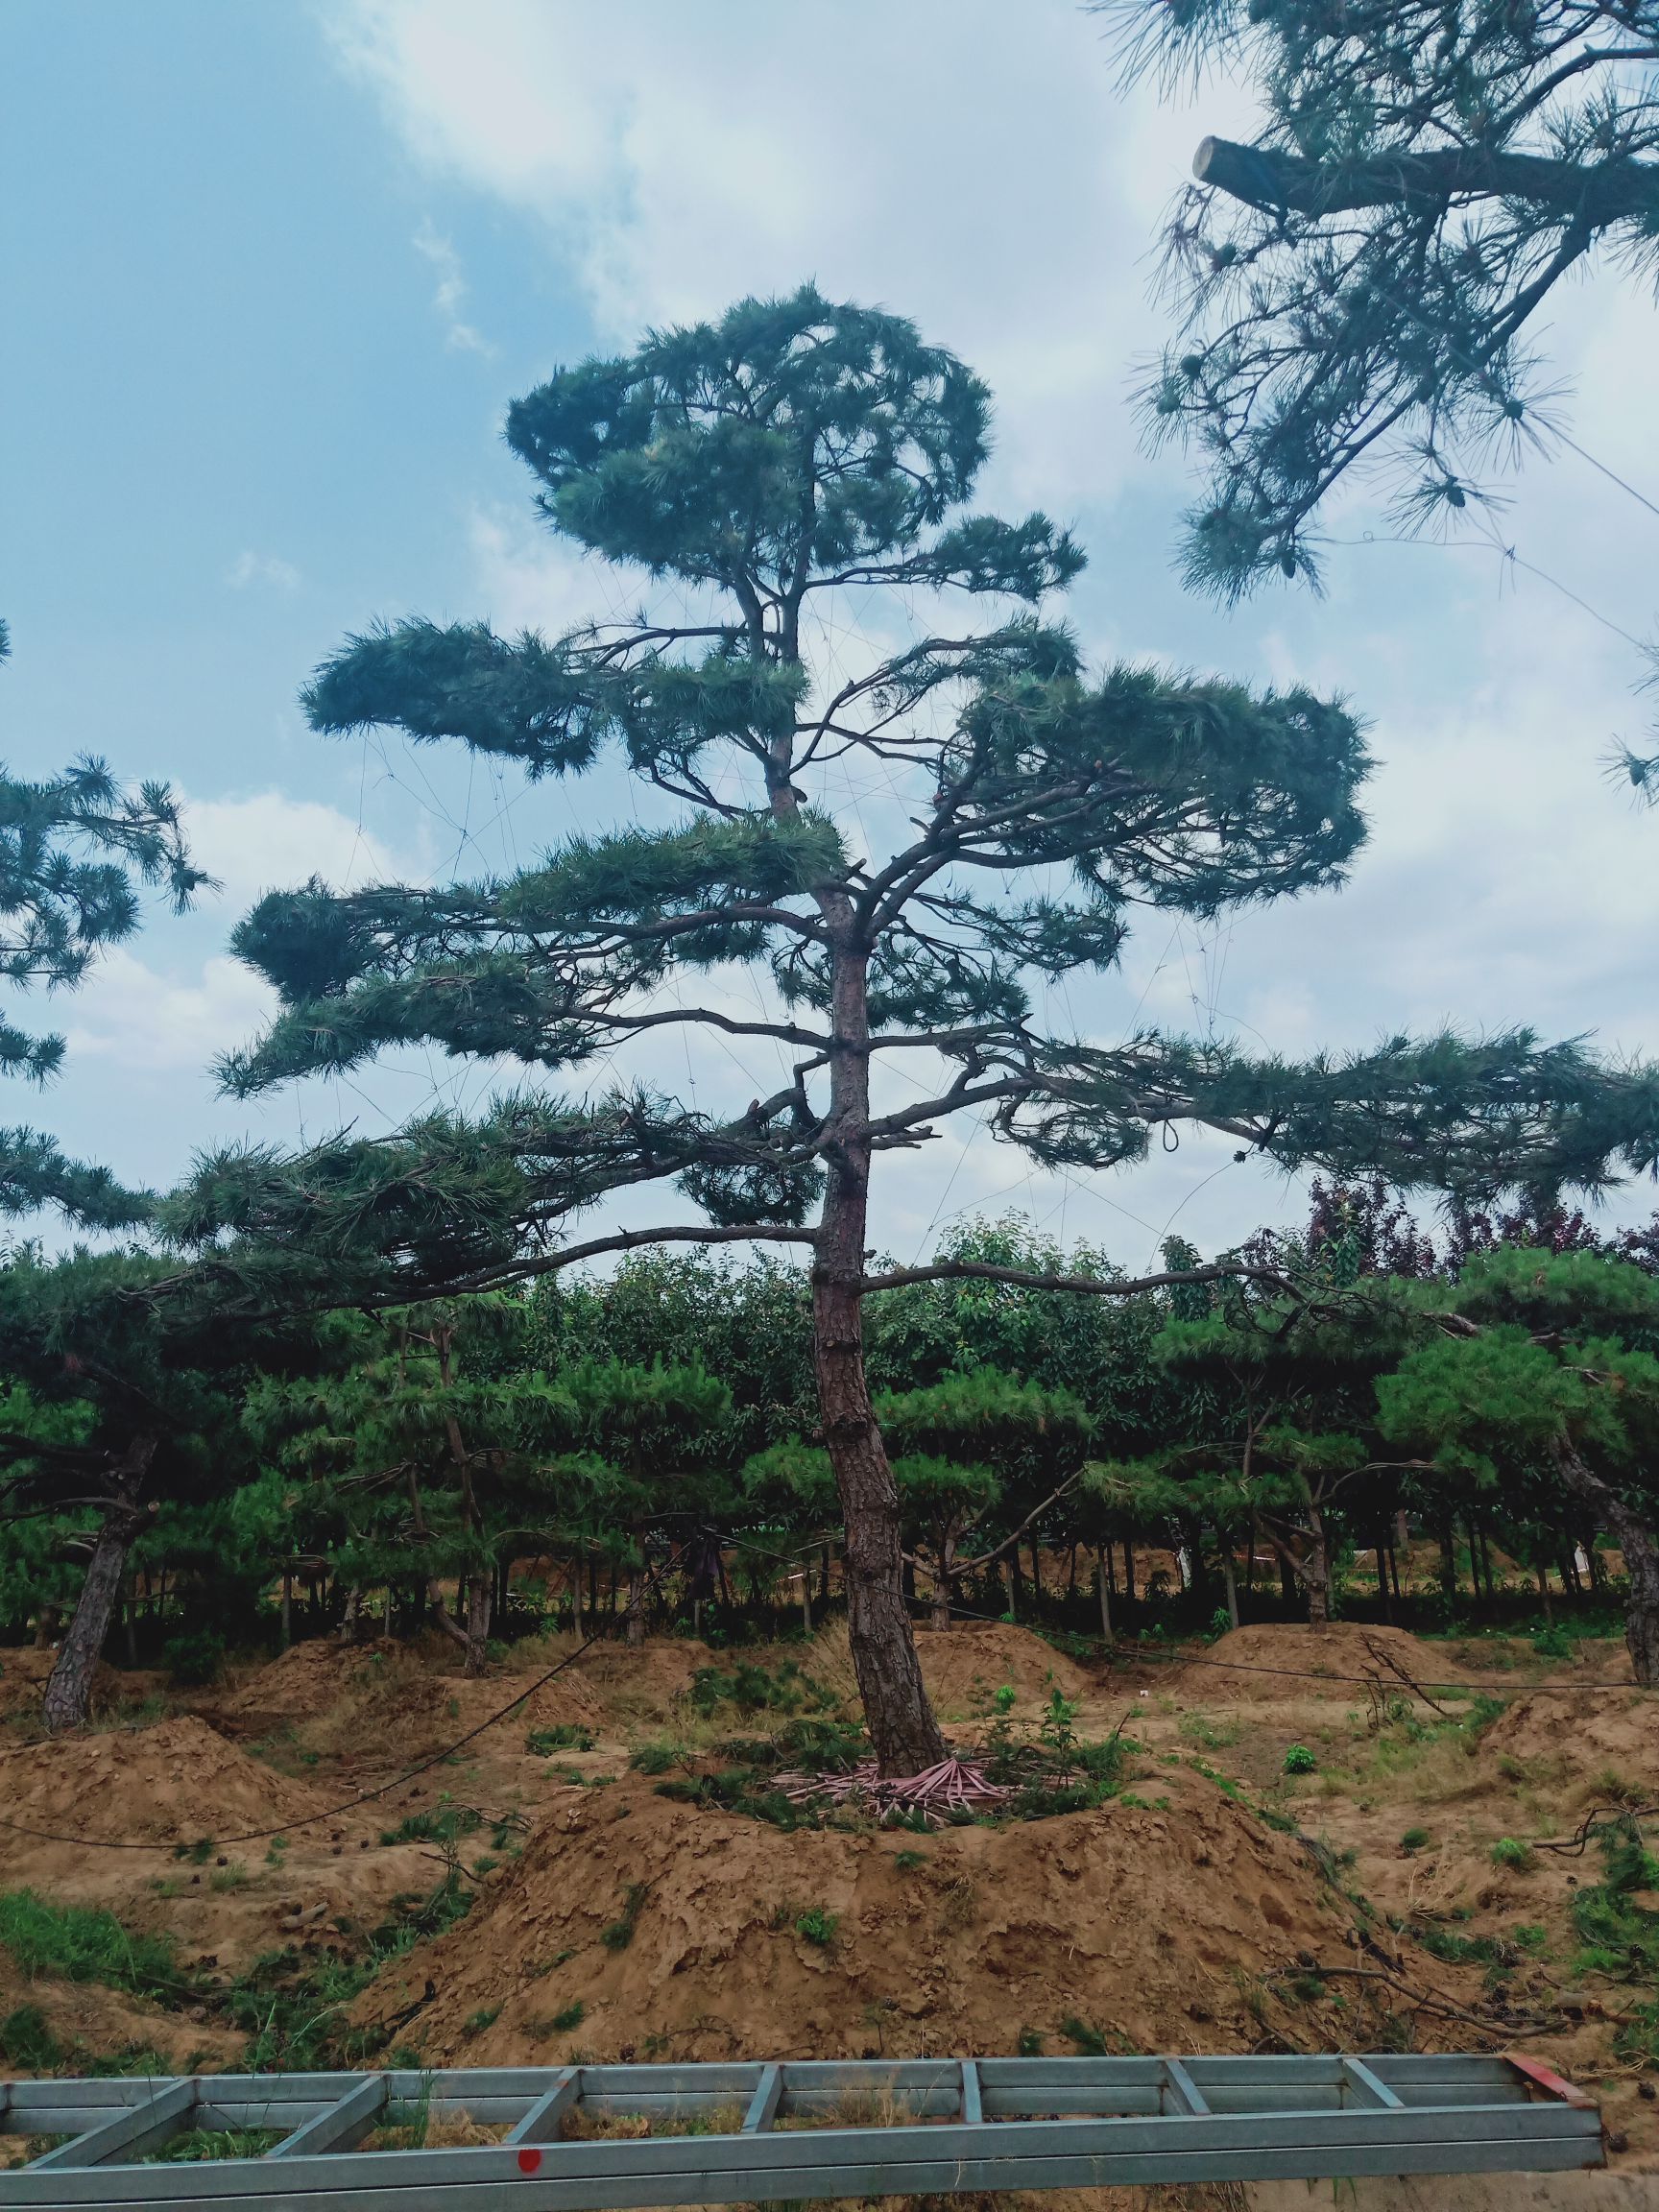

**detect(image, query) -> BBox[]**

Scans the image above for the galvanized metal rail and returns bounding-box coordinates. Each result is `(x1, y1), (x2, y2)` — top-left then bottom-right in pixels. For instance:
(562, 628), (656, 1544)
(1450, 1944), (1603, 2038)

(0, 2054), (1603, 2207)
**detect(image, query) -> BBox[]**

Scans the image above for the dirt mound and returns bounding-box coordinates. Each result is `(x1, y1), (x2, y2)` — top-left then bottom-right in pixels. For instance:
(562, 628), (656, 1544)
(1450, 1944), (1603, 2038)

(1168, 1623), (1468, 1705)
(797, 1621), (1090, 1722)
(914, 1622), (1092, 1717)
(1481, 1689), (1659, 1797)
(214, 1637), (606, 1757)
(0, 1648), (162, 1730)
(357, 1774), (1358, 2065)
(558, 1637), (714, 1726)
(0, 1715), (334, 1861)
(213, 1636), (390, 1727)
(0, 1954), (240, 2089)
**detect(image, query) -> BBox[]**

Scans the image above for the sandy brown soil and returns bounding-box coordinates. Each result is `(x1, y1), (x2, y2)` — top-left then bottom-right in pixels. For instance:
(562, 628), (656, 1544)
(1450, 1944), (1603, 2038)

(0, 1617), (1655, 2201)
(353, 1769), (1360, 2065)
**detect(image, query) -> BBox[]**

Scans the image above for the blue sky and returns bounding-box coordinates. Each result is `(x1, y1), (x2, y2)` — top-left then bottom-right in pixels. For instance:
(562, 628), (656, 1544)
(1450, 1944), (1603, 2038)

(7, 0), (1659, 1271)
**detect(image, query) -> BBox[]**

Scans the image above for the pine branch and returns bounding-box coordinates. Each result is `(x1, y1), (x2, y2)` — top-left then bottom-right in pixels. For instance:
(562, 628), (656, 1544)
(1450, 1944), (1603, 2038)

(1194, 135), (1659, 225)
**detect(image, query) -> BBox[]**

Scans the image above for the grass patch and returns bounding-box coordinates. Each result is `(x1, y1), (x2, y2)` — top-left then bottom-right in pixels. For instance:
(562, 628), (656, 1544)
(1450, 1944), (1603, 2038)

(0, 2004), (63, 2070)
(378, 1796), (484, 1847)
(527, 1724), (596, 1755)
(0, 1890), (186, 2005)
(146, 2128), (284, 2164)
(1179, 1710), (1241, 1749)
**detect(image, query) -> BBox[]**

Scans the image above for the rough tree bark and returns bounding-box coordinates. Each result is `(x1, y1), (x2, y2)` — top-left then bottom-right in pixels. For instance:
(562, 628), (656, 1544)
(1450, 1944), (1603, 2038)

(1220, 1545), (1240, 1631)
(811, 933), (947, 1778)
(465, 1572), (493, 1675)
(42, 1435), (158, 1735)
(1553, 1439), (1659, 1688)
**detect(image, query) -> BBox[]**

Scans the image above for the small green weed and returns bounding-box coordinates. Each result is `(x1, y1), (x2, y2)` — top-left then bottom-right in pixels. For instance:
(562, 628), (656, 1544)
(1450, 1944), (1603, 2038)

(378, 1797), (483, 1847)
(552, 2000), (586, 2032)
(1016, 2027), (1044, 2056)
(1490, 1837), (1534, 1872)
(1283, 1745), (1317, 1775)
(600, 1884), (648, 1952)
(793, 1907), (839, 1947)
(527, 1724), (596, 1755)
(1399, 1827), (1431, 1855)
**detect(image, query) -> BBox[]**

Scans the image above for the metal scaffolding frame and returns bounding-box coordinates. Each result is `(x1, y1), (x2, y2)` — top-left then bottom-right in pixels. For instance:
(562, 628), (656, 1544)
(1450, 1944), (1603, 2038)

(0, 2053), (1603, 2208)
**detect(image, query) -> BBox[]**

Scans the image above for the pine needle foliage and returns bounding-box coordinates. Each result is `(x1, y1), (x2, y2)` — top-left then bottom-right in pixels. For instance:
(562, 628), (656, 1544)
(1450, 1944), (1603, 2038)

(1101, 2), (1659, 605)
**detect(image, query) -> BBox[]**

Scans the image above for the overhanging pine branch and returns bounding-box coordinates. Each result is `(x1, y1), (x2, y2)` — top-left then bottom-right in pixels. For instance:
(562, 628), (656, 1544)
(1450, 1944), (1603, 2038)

(1193, 134), (1659, 225)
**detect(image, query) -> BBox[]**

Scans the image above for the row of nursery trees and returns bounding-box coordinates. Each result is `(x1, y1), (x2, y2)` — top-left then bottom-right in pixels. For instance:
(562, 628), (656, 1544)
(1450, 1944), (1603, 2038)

(9, 1184), (1659, 1701)
(7, 276), (1659, 1767)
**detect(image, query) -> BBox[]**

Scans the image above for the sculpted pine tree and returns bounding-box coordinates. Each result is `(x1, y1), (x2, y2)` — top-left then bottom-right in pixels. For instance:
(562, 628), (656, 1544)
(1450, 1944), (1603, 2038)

(1103, 3), (1659, 639)
(209, 288), (1659, 1772)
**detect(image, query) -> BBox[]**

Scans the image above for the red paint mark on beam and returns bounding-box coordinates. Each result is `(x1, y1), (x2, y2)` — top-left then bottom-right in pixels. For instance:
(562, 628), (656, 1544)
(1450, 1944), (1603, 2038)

(1505, 2053), (1597, 2108)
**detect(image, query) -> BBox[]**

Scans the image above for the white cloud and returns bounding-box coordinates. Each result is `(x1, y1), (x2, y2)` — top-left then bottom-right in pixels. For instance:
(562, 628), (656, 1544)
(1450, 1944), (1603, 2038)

(228, 550), (301, 590)
(324, 0), (1262, 517)
(305, 0), (1659, 1250)
(412, 218), (493, 354)
(51, 795), (411, 1086)
(62, 947), (274, 1076)
(188, 788), (405, 904)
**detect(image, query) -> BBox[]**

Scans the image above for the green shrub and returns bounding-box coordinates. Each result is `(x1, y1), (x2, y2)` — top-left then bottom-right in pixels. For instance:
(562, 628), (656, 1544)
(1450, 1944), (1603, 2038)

(793, 1907), (839, 1947)
(161, 1629), (227, 1688)
(1399, 1827), (1431, 1855)
(552, 2000), (586, 2032)
(1490, 1837), (1534, 1872)
(1282, 1744), (1317, 1775)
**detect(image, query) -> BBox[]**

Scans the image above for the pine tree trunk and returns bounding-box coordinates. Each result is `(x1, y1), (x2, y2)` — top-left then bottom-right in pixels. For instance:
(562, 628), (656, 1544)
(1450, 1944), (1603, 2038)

(1221, 1547), (1239, 1630)
(1553, 1440), (1659, 1687)
(1096, 1546), (1115, 1644)
(1304, 1506), (1332, 1627)
(33, 1602), (60, 1652)
(626, 1561), (645, 1646)
(930, 1531), (955, 1631)
(811, 942), (946, 1780)
(1437, 1521), (1458, 1607)
(465, 1570), (492, 1675)
(42, 1439), (157, 1736)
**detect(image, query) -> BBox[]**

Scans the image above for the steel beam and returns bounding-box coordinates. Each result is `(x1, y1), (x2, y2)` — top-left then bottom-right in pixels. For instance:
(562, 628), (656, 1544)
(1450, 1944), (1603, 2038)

(0, 2054), (1603, 2211)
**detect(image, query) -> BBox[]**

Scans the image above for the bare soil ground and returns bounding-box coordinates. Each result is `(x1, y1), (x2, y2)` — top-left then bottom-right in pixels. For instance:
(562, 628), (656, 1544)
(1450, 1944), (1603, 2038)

(0, 1618), (1653, 2205)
